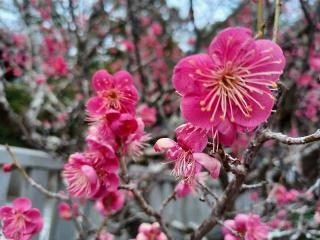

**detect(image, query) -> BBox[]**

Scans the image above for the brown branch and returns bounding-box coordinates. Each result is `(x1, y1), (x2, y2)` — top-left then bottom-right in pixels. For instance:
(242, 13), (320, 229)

(5, 145), (68, 200)
(263, 129), (320, 145)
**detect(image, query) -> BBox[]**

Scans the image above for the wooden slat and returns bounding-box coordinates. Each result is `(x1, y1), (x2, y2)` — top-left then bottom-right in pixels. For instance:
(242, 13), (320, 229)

(0, 172), (11, 205)
(0, 145), (63, 170)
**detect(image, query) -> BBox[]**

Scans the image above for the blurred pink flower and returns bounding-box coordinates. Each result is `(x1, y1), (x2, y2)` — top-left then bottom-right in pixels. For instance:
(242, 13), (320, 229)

(136, 222), (167, 240)
(95, 190), (125, 216)
(172, 27), (285, 143)
(297, 73), (312, 86)
(154, 123), (220, 181)
(0, 197), (43, 240)
(58, 202), (78, 220)
(272, 185), (299, 205)
(223, 213), (268, 240)
(151, 23), (163, 36)
(98, 231), (114, 240)
(138, 104), (157, 126)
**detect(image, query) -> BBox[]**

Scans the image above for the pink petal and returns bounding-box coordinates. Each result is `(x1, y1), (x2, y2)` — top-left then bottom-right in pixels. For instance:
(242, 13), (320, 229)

(208, 27), (254, 66)
(12, 197), (32, 212)
(173, 54), (213, 95)
(193, 153), (221, 178)
(250, 39), (286, 82)
(86, 96), (107, 117)
(92, 69), (114, 92)
(175, 181), (191, 198)
(154, 138), (176, 152)
(175, 123), (208, 152)
(114, 70), (134, 87)
(81, 165), (98, 183)
(232, 89), (274, 128)
(0, 206), (12, 219)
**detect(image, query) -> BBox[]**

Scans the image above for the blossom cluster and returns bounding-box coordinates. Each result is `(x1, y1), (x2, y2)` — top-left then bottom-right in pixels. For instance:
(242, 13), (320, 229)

(62, 69), (153, 219)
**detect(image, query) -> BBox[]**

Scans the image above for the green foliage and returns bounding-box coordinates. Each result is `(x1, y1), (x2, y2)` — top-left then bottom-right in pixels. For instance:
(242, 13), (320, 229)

(5, 83), (31, 114)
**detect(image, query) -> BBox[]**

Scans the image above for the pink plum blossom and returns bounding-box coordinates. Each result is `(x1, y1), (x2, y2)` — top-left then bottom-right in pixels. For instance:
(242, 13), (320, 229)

(58, 202), (79, 220)
(0, 197), (43, 240)
(223, 213), (268, 240)
(86, 70), (138, 120)
(63, 152), (119, 199)
(138, 104), (157, 126)
(172, 27), (285, 145)
(154, 123), (221, 182)
(136, 222), (167, 240)
(95, 190), (125, 216)
(271, 185), (299, 205)
(98, 231), (114, 240)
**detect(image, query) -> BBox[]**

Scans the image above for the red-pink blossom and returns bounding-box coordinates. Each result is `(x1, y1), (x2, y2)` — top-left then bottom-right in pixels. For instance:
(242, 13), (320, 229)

(95, 190), (125, 216)
(63, 152), (119, 199)
(136, 222), (167, 240)
(0, 197), (43, 240)
(223, 213), (268, 240)
(58, 202), (79, 220)
(172, 27), (285, 140)
(138, 104), (157, 126)
(154, 123), (221, 182)
(271, 185), (299, 205)
(86, 70), (138, 120)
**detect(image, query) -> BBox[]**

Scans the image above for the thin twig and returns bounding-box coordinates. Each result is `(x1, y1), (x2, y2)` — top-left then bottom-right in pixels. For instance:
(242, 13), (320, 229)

(272, 0), (282, 42)
(256, 0), (265, 38)
(5, 145), (68, 200)
(159, 191), (176, 214)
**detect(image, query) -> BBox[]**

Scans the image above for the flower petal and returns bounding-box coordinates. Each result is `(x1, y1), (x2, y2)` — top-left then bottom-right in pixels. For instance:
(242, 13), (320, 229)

(181, 94), (222, 130)
(0, 206), (12, 219)
(232, 89), (274, 128)
(92, 70), (114, 92)
(175, 123), (208, 152)
(86, 96), (107, 118)
(12, 197), (32, 212)
(208, 27), (254, 67)
(173, 54), (213, 95)
(154, 138), (176, 152)
(193, 153), (221, 179)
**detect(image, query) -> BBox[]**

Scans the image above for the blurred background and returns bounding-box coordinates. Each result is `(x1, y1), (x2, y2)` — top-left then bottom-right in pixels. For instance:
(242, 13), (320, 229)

(0, 0), (319, 239)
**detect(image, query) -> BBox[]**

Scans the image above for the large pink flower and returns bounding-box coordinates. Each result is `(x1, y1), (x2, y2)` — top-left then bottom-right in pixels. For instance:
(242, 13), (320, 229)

(0, 197), (43, 240)
(173, 27), (285, 133)
(223, 213), (268, 240)
(154, 123), (221, 182)
(86, 70), (138, 120)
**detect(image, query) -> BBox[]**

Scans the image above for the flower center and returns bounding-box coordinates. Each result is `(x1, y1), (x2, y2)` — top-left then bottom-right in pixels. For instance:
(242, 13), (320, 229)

(104, 89), (122, 110)
(172, 150), (196, 182)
